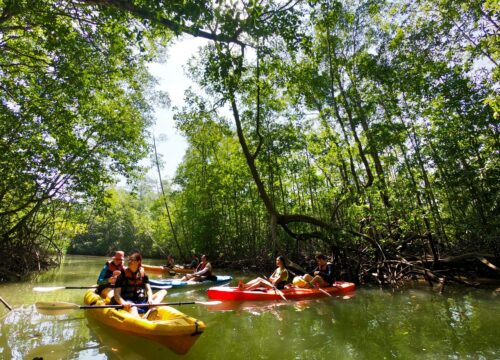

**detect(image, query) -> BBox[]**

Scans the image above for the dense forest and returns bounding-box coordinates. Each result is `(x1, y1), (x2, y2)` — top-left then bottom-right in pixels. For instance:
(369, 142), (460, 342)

(1, 0), (498, 287)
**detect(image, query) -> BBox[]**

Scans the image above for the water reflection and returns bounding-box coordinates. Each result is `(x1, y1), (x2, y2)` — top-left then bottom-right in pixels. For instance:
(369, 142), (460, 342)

(86, 317), (184, 360)
(1, 305), (90, 359)
(0, 256), (499, 359)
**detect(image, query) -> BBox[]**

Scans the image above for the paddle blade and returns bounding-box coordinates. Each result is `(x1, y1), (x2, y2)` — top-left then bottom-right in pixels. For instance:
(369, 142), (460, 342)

(319, 288), (333, 297)
(194, 301), (222, 306)
(277, 291), (288, 302)
(151, 285), (172, 290)
(33, 286), (66, 292)
(35, 301), (80, 315)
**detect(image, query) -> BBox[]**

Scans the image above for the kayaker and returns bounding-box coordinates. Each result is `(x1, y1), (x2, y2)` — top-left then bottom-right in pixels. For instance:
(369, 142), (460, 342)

(187, 254), (199, 269)
(113, 251), (167, 317)
(181, 254), (216, 282)
(301, 254), (334, 288)
(238, 256), (289, 290)
(96, 250), (125, 299)
(164, 254), (176, 269)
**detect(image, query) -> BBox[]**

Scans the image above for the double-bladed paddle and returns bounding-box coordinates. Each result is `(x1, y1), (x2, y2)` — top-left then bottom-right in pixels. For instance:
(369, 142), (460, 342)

(33, 284), (172, 292)
(35, 300), (222, 316)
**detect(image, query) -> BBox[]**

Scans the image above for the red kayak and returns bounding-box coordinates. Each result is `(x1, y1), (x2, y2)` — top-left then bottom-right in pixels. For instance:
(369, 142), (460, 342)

(207, 281), (355, 301)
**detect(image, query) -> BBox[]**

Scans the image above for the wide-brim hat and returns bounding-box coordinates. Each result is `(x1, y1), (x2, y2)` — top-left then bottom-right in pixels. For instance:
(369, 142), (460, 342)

(112, 251), (125, 261)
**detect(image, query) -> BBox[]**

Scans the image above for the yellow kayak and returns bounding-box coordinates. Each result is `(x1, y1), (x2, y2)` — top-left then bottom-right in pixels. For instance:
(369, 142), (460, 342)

(83, 290), (205, 354)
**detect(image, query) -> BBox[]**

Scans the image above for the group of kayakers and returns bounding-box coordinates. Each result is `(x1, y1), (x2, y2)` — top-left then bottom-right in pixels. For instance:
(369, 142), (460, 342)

(96, 250), (215, 316)
(238, 253), (334, 291)
(96, 250), (334, 316)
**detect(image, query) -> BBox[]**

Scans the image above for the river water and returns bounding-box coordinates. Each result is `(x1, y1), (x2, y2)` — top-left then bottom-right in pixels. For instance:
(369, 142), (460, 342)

(0, 255), (498, 359)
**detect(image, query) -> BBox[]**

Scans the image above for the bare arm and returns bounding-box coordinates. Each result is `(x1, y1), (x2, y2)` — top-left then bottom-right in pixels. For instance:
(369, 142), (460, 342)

(145, 283), (153, 304)
(195, 263), (212, 276)
(271, 269), (288, 285)
(113, 287), (124, 304)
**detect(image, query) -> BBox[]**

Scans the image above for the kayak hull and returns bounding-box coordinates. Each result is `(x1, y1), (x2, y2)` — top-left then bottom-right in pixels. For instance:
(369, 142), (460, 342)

(142, 264), (194, 275)
(150, 275), (232, 288)
(207, 281), (355, 301)
(83, 290), (205, 354)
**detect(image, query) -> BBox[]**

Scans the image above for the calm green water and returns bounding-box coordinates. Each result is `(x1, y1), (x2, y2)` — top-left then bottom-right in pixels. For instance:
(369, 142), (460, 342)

(0, 255), (499, 359)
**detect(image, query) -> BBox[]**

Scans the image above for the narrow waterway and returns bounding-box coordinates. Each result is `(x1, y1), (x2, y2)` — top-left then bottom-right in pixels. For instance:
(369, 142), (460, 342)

(0, 255), (498, 359)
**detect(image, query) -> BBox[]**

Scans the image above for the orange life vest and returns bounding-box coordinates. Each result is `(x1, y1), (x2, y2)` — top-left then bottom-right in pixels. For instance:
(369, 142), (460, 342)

(108, 260), (124, 272)
(104, 260), (124, 279)
(195, 262), (212, 276)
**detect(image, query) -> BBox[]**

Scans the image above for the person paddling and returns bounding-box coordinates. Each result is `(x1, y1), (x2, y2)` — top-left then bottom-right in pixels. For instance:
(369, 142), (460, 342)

(96, 250), (125, 300)
(239, 256), (289, 291)
(299, 254), (334, 288)
(113, 251), (167, 317)
(180, 254), (216, 282)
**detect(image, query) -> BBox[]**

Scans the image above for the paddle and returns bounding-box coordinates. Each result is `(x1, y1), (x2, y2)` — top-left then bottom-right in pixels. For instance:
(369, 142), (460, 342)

(260, 276), (288, 302)
(0, 295), (12, 311)
(36, 300), (222, 316)
(304, 279), (333, 297)
(33, 285), (172, 292)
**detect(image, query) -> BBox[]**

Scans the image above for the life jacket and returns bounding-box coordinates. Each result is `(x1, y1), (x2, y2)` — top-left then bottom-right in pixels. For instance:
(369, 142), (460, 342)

(195, 262), (212, 276)
(120, 267), (146, 301)
(104, 260), (124, 279)
(96, 261), (125, 294)
(316, 263), (334, 284)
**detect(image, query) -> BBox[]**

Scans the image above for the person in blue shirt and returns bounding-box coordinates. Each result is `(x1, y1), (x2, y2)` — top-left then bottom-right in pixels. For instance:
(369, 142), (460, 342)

(96, 250), (125, 299)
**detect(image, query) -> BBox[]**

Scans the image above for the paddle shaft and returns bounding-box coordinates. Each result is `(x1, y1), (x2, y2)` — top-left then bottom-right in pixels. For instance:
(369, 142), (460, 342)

(261, 275), (287, 302)
(0, 296), (12, 311)
(301, 277), (334, 297)
(80, 301), (199, 309)
(35, 299), (221, 315)
(33, 284), (171, 292)
(63, 286), (97, 289)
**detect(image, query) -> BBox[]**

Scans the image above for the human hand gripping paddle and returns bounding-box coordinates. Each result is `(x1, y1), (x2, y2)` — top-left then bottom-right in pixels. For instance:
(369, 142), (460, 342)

(35, 300), (222, 316)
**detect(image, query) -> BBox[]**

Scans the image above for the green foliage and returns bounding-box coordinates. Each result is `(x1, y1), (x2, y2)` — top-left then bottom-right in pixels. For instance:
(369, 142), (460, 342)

(0, 0), (167, 276)
(166, 0), (499, 260)
(3, 0), (497, 277)
(68, 187), (162, 257)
